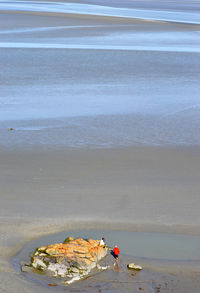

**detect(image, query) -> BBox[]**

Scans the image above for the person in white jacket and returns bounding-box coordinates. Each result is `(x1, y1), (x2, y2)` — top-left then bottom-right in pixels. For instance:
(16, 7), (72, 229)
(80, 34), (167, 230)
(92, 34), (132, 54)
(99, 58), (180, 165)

(99, 237), (106, 247)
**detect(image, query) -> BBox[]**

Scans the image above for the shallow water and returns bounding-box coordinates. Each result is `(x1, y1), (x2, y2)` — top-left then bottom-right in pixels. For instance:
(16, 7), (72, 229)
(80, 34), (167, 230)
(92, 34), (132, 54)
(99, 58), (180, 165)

(12, 229), (200, 291)
(1, 113), (200, 148)
(1, 3), (200, 292)
(0, 0), (200, 148)
(17, 230), (200, 262)
(1, 1), (200, 24)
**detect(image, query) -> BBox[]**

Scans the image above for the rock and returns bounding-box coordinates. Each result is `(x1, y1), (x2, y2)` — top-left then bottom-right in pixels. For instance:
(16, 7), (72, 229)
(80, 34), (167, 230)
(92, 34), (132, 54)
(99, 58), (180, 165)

(70, 266), (79, 273)
(32, 258), (47, 270)
(38, 246), (47, 252)
(28, 237), (108, 283)
(63, 236), (74, 244)
(127, 263), (142, 270)
(21, 264), (33, 273)
(97, 264), (110, 270)
(64, 275), (81, 284)
(48, 263), (68, 277)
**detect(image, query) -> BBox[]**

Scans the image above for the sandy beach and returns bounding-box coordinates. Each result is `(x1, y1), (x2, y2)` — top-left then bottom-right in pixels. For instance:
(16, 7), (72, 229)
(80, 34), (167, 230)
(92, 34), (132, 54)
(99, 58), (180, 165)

(1, 146), (200, 292)
(0, 0), (200, 292)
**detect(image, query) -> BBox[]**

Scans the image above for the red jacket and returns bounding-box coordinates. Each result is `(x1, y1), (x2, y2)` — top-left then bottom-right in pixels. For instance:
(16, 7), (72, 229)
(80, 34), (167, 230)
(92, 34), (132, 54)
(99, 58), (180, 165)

(113, 247), (120, 256)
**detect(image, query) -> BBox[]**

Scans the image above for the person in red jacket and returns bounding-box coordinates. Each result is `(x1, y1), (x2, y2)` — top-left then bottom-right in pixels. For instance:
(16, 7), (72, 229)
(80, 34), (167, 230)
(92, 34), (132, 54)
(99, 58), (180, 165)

(112, 245), (120, 263)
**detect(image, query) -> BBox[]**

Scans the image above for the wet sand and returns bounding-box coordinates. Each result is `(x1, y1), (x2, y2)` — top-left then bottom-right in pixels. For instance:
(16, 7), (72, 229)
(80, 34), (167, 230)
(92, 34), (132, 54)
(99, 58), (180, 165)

(1, 147), (200, 233)
(1, 0), (200, 291)
(1, 146), (200, 292)
(1, 5), (199, 147)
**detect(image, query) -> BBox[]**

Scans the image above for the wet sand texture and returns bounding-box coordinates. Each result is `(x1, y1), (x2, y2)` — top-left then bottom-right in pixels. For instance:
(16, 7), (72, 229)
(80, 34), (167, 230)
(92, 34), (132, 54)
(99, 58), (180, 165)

(0, 0), (200, 292)
(1, 147), (200, 292)
(0, 6), (200, 147)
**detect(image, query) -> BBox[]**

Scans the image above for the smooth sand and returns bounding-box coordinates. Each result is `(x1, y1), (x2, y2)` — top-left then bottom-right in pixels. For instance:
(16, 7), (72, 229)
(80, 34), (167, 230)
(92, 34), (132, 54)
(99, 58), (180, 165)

(0, 146), (200, 292)
(1, 1), (200, 291)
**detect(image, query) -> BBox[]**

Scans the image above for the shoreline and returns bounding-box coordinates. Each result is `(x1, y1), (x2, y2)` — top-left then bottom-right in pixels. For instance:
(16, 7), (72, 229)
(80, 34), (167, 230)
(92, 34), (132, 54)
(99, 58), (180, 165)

(12, 229), (200, 281)
(1, 145), (200, 259)
(1, 1), (200, 290)
(10, 225), (200, 292)
(1, 145), (199, 292)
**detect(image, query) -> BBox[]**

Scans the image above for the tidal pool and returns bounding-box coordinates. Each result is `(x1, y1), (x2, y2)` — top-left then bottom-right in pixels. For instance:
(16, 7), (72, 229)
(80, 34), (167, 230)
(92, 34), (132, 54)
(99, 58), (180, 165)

(12, 229), (200, 291)
(16, 229), (200, 263)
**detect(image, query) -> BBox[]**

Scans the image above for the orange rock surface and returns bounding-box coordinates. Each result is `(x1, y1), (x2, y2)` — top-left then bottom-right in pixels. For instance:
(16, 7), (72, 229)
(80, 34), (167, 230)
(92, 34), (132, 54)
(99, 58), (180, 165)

(30, 237), (108, 281)
(35, 238), (107, 266)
